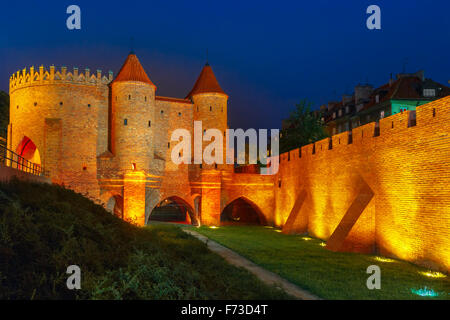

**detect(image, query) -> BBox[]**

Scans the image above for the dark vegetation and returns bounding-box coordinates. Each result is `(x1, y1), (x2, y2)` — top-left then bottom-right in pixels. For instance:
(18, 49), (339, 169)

(0, 91), (9, 137)
(280, 99), (328, 154)
(0, 180), (290, 300)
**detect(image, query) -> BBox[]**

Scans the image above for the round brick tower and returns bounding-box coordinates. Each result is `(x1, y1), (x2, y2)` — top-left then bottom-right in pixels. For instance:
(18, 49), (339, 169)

(111, 53), (156, 173)
(186, 63), (228, 169)
(8, 65), (112, 198)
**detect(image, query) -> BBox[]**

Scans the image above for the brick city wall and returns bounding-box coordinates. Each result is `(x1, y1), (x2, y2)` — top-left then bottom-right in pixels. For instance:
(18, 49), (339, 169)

(273, 96), (450, 272)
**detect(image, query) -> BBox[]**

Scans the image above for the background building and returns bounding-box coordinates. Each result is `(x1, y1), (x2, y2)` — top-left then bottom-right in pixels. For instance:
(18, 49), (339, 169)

(323, 70), (450, 135)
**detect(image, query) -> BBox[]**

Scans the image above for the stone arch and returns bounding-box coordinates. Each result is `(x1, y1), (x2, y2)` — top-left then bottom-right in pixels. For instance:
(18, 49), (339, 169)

(147, 195), (198, 226)
(106, 194), (124, 219)
(221, 196), (267, 225)
(192, 193), (202, 225)
(14, 136), (41, 173)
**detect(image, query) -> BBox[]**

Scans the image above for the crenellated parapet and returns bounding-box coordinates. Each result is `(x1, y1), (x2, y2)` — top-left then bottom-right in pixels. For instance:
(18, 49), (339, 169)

(9, 65), (114, 93)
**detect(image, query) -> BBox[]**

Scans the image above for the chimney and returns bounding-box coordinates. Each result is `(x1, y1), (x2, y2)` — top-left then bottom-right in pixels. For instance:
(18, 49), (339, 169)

(342, 94), (352, 105)
(354, 84), (373, 104)
(414, 70), (425, 81)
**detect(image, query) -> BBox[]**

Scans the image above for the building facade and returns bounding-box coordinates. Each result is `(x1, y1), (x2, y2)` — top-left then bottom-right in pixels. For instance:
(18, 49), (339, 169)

(323, 70), (450, 135)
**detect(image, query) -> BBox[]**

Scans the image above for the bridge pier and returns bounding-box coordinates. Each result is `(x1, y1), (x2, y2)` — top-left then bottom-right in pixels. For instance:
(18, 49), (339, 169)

(123, 171), (146, 226)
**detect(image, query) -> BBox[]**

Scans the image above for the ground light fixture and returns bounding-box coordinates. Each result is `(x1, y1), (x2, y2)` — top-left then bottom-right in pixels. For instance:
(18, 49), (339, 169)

(419, 271), (447, 279)
(410, 287), (440, 297)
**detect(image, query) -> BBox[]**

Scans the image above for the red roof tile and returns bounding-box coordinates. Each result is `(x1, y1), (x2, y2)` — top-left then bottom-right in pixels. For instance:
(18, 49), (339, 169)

(113, 53), (155, 87)
(156, 96), (192, 104)
(186, 63), (226, 98)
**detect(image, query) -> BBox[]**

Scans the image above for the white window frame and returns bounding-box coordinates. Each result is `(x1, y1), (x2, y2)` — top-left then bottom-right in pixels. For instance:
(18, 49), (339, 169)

(423, 89), (436, 97)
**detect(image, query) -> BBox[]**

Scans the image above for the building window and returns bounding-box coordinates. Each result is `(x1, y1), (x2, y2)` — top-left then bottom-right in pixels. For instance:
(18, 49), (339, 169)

(128, 95), (131, 100)
(178, 112), (181, 116)
(210, 106), (212, 111)
(59, 102), (63, 106)
(423, 89), (436, 97)
(132, 163), (136, 170)
(380, 110), (385, 119)
(338, 109), (342, 117)
(375, 95), (380, 103)
(161, 110), (164, 114)
(345, 106), (349, 114)
(124, 119), (127, 125)
(333, 112), (336, 119)
(148, 120), (151, 127)
(145, 96), (147, 102)
(88, 104), (91, 108)
(34, 102), (37, 106)
(168, 142), (170, 149)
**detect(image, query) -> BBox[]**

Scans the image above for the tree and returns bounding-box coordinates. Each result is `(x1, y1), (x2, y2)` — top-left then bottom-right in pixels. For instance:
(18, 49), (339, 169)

(0, 91), (9, 138)
(280, 99), (328, 153)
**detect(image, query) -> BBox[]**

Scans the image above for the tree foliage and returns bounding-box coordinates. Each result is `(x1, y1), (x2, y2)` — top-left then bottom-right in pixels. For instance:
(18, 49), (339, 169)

(280, 100), (328, 154)
(0, 91), (9, 138)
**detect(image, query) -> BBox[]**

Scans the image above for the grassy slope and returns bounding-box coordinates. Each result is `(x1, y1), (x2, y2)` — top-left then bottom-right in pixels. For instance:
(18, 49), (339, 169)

(193, 226), (450, 300)
(0, 180), (290, 300)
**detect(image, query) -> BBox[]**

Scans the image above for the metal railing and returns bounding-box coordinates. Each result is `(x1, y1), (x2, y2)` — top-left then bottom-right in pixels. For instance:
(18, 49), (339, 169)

(0, 142), (48, 177)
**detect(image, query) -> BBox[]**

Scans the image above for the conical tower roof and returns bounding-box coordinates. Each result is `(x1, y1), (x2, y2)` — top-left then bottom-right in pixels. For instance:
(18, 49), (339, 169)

(186, 63), (227, 98)
(113, 53), (155, 87)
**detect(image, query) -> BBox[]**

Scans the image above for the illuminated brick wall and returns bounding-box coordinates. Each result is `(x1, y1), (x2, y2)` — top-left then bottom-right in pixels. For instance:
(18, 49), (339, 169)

(9, 67), (110, 199)
(123, 171), (146, 226)
(274, 96), (450, 271)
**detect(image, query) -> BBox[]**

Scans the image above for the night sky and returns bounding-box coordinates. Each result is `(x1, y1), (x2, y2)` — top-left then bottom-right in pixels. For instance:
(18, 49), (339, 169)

(1, 0), (449, 129)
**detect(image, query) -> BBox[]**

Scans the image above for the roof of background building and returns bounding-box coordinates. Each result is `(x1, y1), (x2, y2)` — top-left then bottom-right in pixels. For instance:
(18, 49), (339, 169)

(113, 53), (156, 87)
(156, 96), (192, 104)
(360, 76), (450, 111)
(186, 63), (227, 98)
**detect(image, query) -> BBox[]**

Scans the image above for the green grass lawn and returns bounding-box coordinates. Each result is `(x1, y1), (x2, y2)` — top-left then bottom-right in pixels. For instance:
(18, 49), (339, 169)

(191, 225), (450, 300)
(0, 180), (290, 300)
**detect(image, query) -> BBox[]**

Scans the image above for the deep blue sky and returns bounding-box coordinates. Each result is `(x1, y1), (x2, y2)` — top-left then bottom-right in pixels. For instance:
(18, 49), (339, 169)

(1, 0), (449, 129)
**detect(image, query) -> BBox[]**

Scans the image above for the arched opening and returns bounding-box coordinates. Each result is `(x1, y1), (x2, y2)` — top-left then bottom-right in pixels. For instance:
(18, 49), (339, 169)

(193, 195), (201, 225)
(221, 197), (267, 225)
(15, 136), (41, 172)
(106, 195), (124, 219)
(149, 196), (197, 225)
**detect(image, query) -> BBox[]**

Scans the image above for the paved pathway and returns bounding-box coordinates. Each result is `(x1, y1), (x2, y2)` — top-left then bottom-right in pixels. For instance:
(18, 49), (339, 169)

(183, 229), (320, 300)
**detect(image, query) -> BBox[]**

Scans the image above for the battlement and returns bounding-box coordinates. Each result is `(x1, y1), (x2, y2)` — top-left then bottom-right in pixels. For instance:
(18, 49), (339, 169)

(271, 95), (450, 272)
(277, 95), (450, 164)
(9, 65), (114, 92)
